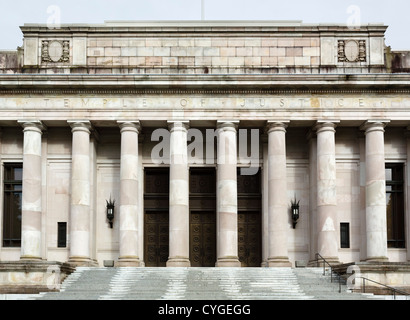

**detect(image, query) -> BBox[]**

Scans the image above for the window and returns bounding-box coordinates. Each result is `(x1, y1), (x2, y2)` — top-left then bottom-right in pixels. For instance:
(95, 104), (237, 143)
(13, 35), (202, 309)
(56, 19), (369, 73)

(2, 163), (23, 247)
(385, 164), (405, 248)
(57, 222), (67, 248)
(340, 223), (350, 248)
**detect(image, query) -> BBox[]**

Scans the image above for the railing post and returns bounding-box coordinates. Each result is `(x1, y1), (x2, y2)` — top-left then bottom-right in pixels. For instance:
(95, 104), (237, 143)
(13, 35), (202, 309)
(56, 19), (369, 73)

(339, 274), (341, 293)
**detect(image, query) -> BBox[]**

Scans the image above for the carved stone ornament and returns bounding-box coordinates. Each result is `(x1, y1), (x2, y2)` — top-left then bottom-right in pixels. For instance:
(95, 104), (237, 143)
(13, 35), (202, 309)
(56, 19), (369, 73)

(41, 40), (70, 63)
(338, 40), (366, 62)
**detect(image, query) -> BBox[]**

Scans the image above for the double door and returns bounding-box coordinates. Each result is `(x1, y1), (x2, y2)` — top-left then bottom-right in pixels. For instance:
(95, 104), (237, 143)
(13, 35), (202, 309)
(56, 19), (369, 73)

(238, 211), (261, 267)
(190, 211), (216, 267)
(144, 211), (169, 267)
(144, 168), (170, 267)
(189, 168), (217, 267)
(143, 167), (262, 267)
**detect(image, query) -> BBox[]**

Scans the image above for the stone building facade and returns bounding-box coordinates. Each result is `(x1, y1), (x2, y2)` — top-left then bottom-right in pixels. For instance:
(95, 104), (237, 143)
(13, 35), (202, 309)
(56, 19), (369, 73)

(0, 21), (409, 274)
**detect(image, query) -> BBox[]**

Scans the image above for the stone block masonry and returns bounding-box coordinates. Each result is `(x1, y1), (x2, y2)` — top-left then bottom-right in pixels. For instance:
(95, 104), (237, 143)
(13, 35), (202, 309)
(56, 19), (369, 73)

(18, 21), (387, 74)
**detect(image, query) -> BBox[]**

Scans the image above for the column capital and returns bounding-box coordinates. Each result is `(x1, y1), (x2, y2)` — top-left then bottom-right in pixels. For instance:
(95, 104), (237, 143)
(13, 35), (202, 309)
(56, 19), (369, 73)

(315, 120), (339, 134)
(118, 121), (141, 134)
(18, 120), (45, 133)
(360, 120), (390, 133)
(266, 121), (289, 133)
(217, 120), (239, 131)
(68, 120), (92, 134)
(167, 120), (189, 131)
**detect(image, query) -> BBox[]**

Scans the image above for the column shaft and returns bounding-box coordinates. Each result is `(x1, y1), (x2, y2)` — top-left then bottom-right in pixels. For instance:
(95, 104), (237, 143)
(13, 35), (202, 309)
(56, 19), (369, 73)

(167, 121), (190, 267)
(363, 121), (388, 261)
(19, 120), (44, 260)
(267, 122), (291, 267)
(117, 121), (141, 267)
(216, 121), (241, 267)
(316, 121), (339, 263)
(68, 121), (93, 265)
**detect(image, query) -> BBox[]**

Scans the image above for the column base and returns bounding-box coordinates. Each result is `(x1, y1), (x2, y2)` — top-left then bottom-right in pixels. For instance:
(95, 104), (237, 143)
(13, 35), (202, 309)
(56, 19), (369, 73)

(316, 256), (340, 266)
(115, 257), (142, 267)
(216, 257), (241, 267)
(20, 256), (43, 261)
(166, 257), (191, 267)
(366, 256), (389, 263)
(66, 256), (99, 267)
(267, 257), (292, 267)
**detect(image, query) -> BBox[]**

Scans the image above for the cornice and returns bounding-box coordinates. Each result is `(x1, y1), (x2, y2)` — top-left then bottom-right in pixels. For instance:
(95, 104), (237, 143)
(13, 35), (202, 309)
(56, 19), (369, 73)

(0, 74), (409, 94)
(20, 21), (388, 36)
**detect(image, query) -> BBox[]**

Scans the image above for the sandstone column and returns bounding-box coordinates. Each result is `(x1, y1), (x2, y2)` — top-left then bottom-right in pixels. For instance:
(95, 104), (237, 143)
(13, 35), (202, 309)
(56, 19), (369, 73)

(116, 121), (141, 267)
(18, 120), (44, 260)
(67, 120), (93, 265)
(315, 121), (339, 264)
(267, 121), (291, 267)
(167, 121), (190, 267)
(362, 120), (389, 262)
(216, 121), (241, 267)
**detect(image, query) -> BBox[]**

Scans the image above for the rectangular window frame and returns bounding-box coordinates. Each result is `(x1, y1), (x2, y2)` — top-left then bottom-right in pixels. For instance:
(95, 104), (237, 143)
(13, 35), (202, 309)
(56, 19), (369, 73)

(57, 222), (67, 248)
(2, 163), (23, 248)
(340, 222), (350, 249)
(385, 163), (406, 249)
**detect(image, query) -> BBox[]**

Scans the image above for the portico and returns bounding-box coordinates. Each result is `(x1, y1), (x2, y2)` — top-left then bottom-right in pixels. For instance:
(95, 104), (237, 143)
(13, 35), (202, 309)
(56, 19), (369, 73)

(0, 21), (409, 277)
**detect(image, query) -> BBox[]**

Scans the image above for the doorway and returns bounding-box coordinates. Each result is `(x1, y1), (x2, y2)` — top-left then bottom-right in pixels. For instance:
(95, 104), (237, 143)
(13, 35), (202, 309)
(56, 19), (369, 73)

(144, 168), (169, 267)
(189, 168), (216, 267)
(237, 169), (262, 267)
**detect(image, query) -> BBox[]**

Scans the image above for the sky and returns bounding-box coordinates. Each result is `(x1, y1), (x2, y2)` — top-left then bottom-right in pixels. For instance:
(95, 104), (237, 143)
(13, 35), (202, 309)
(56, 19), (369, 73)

(0, 0), (409, 50)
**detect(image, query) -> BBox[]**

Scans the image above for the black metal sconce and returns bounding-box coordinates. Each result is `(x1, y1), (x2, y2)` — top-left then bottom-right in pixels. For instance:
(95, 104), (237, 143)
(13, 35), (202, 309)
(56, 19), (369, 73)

(291, 196), (300, 229)
(106, 196), (115, 228)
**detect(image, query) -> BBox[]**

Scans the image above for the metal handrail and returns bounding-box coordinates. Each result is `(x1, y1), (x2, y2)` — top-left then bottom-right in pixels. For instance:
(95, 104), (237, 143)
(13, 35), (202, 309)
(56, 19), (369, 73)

(315, 253), (410, 299)
(315, 253), (343, 293)
(356, 276), (410, 300)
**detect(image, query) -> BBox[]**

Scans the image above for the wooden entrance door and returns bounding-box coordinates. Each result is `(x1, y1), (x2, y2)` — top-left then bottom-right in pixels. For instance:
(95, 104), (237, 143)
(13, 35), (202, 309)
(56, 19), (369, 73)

(189, 168), (216, 267)
(144, 168), (169, 267)
(237, 169), (262, 267)
(238, 211), (262, 267)
(144, 211), (169, 267)
(190, 211), (216, 267)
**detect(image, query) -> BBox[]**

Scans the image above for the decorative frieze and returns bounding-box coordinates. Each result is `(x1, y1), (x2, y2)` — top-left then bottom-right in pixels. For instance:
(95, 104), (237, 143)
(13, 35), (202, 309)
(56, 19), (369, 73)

(338, 39), (366, 62)
(41, 40), (70, 63)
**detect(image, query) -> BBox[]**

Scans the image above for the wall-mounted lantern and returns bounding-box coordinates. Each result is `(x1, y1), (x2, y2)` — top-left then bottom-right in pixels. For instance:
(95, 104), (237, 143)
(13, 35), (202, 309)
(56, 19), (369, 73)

(291, 196), (300, 229)
(106, 196), (115, 228)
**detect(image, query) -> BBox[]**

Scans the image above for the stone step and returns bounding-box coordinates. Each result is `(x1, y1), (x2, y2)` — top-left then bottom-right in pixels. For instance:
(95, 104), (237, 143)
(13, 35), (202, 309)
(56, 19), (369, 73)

(12, 266), (390, 300)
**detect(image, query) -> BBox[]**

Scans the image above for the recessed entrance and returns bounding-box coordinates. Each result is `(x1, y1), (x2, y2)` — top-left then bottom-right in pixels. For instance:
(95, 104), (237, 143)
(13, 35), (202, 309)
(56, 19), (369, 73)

(237, 169), (262, 267)
(190, 211), (216, 267)
(144, 211), (169, 267)
(189, 168), (216, 267)
(238, 211), (262, 267)
(144, 168), (169, 267)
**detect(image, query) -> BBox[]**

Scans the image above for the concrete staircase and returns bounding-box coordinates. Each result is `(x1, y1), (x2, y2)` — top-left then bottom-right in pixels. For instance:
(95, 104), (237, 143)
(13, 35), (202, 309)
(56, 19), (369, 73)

(21, 266), (388, 300)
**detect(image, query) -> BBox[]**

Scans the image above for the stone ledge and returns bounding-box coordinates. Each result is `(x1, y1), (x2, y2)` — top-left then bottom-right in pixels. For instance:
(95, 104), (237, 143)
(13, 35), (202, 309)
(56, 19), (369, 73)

(333, 262), (410, 296)
(0, 261), (76, 294)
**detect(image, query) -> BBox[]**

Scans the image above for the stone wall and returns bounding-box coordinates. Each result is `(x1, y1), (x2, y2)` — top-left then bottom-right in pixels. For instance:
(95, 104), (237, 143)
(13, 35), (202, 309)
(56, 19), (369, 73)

(84, 36), (321, 74)
(0, 49), (22, 74)
(386, 48), (410, 73)
(18, 21), (388, 74)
